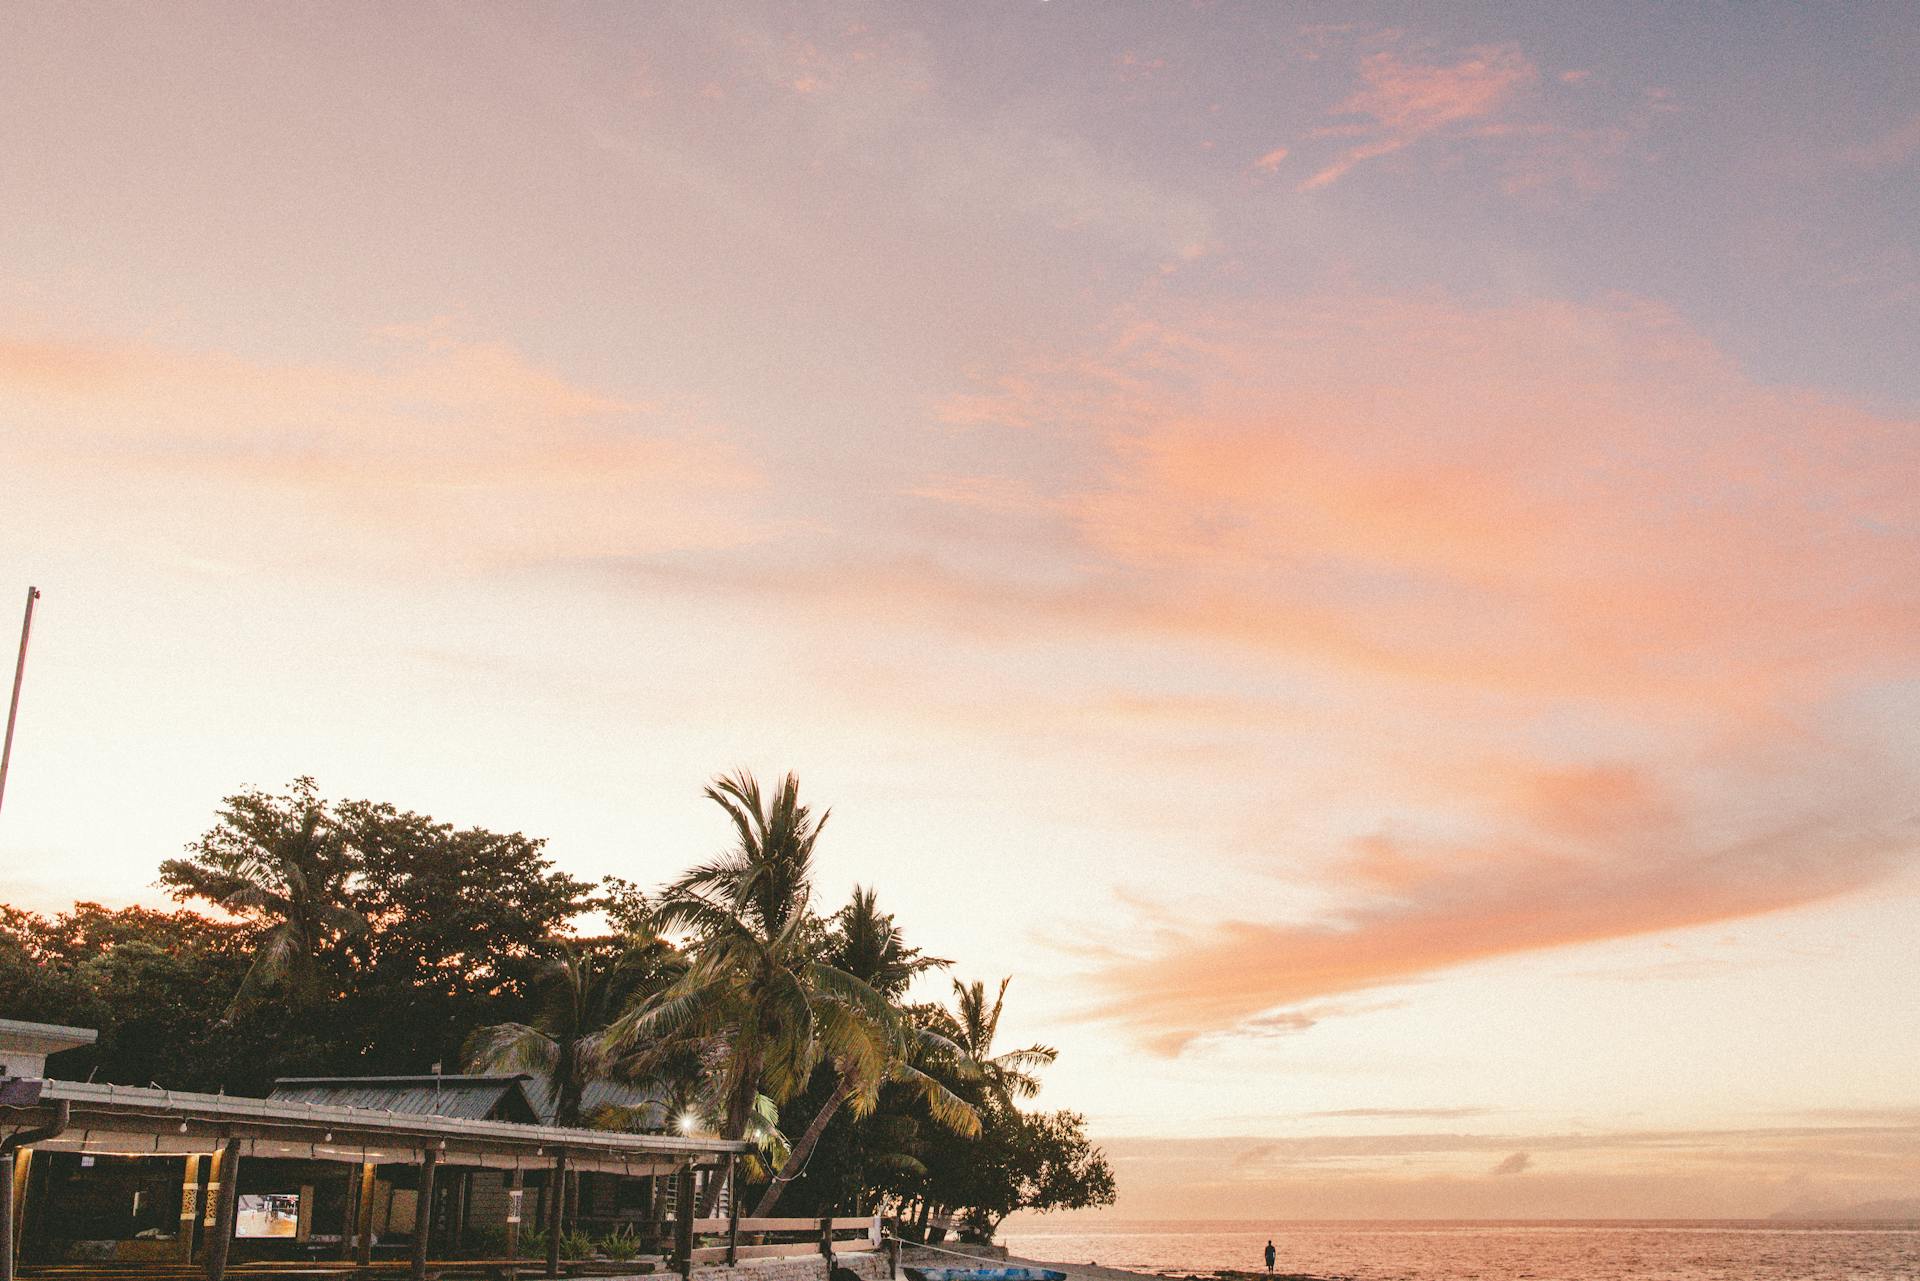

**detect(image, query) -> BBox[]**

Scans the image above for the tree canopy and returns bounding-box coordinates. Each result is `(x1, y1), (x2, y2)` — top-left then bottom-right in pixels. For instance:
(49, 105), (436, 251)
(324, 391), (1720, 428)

(3, 771), (1115, 1238)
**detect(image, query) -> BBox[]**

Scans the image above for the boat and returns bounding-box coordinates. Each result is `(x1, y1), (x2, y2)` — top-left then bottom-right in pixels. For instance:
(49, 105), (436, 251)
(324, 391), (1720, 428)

(905, 1269), (1068, 1281)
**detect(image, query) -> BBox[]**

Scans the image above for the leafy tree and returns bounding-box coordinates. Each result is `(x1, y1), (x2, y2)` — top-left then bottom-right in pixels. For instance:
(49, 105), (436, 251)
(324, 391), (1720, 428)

(157, 777), (365, 1015)
(0, 902), (324, 1092)
(937, 1106), (1115, 1243)
(338, 799), (594, 1071)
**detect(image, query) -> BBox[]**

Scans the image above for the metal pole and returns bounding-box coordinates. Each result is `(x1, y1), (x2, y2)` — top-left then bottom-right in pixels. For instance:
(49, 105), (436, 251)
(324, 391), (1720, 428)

(0, 587), (41, 821)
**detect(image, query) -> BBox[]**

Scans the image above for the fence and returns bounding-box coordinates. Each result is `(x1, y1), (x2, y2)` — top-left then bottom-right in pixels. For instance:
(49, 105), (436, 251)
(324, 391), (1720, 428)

(686, 1216), (880, 1269)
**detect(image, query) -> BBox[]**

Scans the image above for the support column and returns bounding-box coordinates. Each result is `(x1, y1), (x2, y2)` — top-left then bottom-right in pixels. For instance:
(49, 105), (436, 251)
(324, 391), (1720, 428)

(503, 1168), (524, 1277)
(177, 1155), (203, 1264)
(724, 1155), (739, 1266)
(819, 1215), (834, 1274)
(410, 1148), (439, 1281)
(544, 1151), (566, 1281)
(5, 1151), (27, 1278)
(338, 1166), (359, 1262)
(671, 1164), (693, 1281)
(1, 1147), (16, 1281)
(355, 1163), (377, 1271)
(452, 1169), (470, 1256)
(204, 1139), (242, 1281)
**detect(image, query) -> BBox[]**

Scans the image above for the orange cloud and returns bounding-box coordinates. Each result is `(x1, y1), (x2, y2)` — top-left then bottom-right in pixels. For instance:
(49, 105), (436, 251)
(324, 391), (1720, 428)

(0, 325), (763, 564)
(905, 292), (1920, 1049)
(1092, 764), (1903, 1052)
(1094, 1122), (1920, 1218)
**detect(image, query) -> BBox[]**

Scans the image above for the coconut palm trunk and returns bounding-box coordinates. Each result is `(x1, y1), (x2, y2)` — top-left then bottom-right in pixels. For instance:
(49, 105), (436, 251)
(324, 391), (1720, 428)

(751, 1077), (853, 1217)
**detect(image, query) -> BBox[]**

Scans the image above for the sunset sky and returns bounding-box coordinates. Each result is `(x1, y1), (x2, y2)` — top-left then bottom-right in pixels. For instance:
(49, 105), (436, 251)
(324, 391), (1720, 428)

(4, 2), (1918, 1220)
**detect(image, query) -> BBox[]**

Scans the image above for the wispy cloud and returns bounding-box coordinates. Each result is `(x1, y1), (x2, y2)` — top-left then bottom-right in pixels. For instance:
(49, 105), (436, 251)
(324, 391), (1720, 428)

(1842, 113), (1920, 170)
(911, 291), (1920, 1052)
(0, 323), (764, 565)
(1286, 36), (1656, 194)
(1096, 1122), (1920, 1217)
(1301, 42), (1537, 189)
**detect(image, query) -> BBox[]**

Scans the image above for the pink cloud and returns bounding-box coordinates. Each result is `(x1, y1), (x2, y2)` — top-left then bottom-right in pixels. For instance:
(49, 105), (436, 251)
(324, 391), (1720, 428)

(1252, 146), (1291, 174)
(1292, 39), (1653, 195)
(1842, 113), (1920, 170)
(0, 325), (764, 564)
(1301, 43), (1536, 189)
(905, 292), (1920, 1049)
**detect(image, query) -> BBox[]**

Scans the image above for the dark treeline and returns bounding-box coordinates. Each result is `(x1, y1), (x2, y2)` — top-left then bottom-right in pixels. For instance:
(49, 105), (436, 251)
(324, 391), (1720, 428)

(0, 771), (1113, 1242)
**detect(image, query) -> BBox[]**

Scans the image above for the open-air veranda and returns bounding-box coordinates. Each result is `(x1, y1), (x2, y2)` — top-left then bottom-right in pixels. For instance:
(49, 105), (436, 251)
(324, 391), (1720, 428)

(1, 1022), (890, 1281)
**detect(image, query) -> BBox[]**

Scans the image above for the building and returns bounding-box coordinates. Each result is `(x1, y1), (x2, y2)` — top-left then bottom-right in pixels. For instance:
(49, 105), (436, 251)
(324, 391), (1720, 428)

(0, 1021), (770, 1281)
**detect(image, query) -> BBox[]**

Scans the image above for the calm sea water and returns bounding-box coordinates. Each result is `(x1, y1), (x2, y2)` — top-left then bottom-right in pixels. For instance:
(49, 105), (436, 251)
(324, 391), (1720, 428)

(1002, 1219), (1920, 1281)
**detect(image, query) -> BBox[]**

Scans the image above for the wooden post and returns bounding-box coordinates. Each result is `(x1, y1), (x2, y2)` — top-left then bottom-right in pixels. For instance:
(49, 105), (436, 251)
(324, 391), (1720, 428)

(177, 1155), (202, 1264)
(724, 1155), (739, 1267)
(503, 1168), (524, 1272)
(410, 1148), (439, 1281)
(356, 1163), (378, 1271)
(4, 1150), (31, 1281)
(544, 1151), (566, 1280)
(453, 1169), (471, 1257)
(672, 1164), (693, 1281)
(0, 1145), (16, 1281)
(337, 1166), (358, 1262)
(819, 1215), (833, 1274)
(8, 1151), (27, 1254)
(204, 1139), (242, 1281)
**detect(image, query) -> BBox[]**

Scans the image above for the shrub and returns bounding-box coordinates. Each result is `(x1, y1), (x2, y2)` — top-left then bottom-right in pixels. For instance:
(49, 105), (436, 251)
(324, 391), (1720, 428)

(600, 1225), (642, 1261)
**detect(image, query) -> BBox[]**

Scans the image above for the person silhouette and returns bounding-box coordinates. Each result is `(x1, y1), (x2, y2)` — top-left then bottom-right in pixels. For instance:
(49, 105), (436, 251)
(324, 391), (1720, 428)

(1264, 1240), (1276, 1274)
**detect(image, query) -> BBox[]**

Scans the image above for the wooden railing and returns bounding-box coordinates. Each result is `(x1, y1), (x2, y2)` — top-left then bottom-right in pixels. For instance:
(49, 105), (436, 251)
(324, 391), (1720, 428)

(685, 1215), (878, 1268)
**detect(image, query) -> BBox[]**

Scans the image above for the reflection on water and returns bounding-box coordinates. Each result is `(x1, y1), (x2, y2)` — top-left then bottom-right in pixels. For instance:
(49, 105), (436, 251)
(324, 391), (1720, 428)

(1003, 1219), (1920, 1280)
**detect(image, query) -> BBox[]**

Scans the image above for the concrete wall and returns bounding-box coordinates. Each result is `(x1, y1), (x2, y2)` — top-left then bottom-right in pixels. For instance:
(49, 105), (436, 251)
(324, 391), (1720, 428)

(689, 1248), (888, 1281)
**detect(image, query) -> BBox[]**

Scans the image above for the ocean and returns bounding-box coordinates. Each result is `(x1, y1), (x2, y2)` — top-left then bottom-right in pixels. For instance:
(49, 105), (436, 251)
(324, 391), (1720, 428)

(1002, 1219), (1920, 1280)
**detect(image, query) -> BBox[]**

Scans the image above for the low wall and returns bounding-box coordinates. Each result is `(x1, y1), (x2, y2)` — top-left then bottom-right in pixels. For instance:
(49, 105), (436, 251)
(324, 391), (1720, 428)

(689, 1249), (889, 1281)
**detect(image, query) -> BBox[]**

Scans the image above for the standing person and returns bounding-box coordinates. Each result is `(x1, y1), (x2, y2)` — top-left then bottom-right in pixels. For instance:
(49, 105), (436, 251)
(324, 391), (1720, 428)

(1264, 1240), (1276, 1274)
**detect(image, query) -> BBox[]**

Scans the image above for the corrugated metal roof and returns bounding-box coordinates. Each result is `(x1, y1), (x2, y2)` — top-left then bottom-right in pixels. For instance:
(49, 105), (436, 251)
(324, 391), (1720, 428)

(517, 1076), (670, 1130)
(28, 1077), (748, 1158)
(268, 1074), (539, 1123)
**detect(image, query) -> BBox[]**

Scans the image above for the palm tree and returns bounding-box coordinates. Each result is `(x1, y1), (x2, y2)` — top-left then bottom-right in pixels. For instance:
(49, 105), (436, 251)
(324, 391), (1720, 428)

(465, 934), (680, 1128)
(828, 886), (948, 999)
(940, 978), (1056, 1107)
(605, 771), (913, 1214)
(158, 777), (366, 1016)
(749, 888), (977, 1217)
